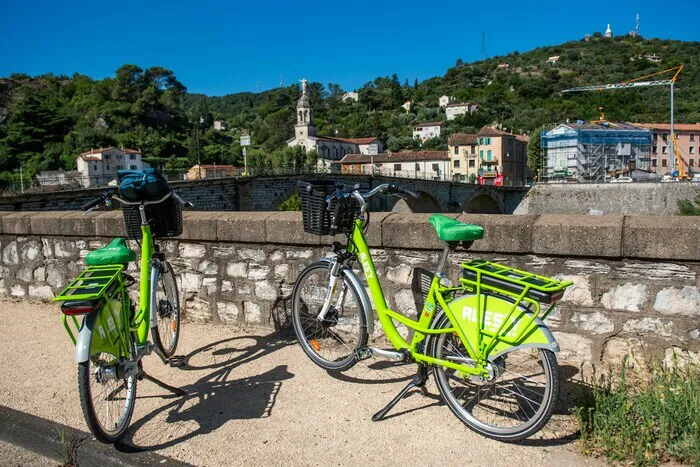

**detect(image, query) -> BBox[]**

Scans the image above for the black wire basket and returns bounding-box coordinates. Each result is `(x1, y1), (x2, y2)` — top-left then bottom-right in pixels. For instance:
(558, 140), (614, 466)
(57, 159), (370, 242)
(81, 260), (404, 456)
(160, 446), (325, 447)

(298, 181), (359, 235)
(122, 197), (183, 239)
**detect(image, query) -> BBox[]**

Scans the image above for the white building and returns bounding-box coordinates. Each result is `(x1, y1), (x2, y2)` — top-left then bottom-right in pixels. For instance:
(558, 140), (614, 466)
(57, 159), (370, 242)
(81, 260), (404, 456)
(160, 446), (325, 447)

(439, 95), (455, 108)
(445, 103), (478, 121)
(402, 100), (412, 112)
(604, 23), (612, 38)
(342, 92), (359, 102)
(546, 56), (560, 64)
(288, 79), (382, 172)
(76, 147), (150, 187)
(213, 120), (226, 131)
(340, 151), (450, 180)
(413, 122), (443, 142)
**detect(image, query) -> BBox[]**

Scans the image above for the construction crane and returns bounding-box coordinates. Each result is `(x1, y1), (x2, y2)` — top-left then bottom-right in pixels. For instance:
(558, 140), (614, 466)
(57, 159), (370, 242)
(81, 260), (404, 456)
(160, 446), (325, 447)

(562, 65), (687, 179)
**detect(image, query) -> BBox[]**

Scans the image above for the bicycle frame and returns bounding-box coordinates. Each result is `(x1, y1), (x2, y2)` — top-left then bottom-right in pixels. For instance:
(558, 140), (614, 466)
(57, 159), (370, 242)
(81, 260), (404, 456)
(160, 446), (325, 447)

(344, 217), (558, 378)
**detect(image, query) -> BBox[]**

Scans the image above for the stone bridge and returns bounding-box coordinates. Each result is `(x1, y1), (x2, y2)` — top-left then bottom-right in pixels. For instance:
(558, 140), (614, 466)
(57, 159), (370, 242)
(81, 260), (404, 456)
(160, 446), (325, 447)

(0, 174), (528, 214)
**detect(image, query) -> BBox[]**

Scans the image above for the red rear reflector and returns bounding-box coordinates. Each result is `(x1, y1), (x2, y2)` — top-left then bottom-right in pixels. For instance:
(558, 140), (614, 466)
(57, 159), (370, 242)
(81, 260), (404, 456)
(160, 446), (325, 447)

(62, 306), (95, 316)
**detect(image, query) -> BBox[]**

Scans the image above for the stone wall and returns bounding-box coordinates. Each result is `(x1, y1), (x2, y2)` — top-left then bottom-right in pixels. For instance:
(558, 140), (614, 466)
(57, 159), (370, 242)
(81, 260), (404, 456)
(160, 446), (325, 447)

(1, 211), (699, 368)
(514, 182), (700, 216)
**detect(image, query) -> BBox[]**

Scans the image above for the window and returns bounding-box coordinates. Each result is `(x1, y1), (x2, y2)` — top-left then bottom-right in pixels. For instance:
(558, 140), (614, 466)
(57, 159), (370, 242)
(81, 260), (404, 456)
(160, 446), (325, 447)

(454, 160), (460, 168)
(662, 146), (668, 154)
(469, 160), (475, 168)
(662, 159), (667, 167)
(653, 133), (658, 141)
(129, 165), (137, 170)
(662, 133), (668, 142)
(432, 163), (439, 171)
(690, 159), (695, 167)
(93, 165), (97, 171)
(393, 164), (402, 171)
(106, 165), (110, 170)
(117, 165), (124, 170)
(691, 134), (695, 142)
(690, 146), (695, 154)
(453, 146), (459, 155)
(471, 146), (475, 155)
(652, 159), (657, 167)
(415, 163), (420, 170)
(117, 154), (122, 160)
(480, 150), (484, 158)
(487, 150), (492, 160)
(129, 154), (135, 160)
(652, 146), (657, 154)
(104, 154), (110, 160)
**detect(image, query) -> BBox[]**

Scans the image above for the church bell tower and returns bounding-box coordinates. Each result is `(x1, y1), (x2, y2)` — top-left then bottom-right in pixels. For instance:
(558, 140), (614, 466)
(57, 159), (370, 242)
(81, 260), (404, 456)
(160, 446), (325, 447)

(295, 78), (316, 138)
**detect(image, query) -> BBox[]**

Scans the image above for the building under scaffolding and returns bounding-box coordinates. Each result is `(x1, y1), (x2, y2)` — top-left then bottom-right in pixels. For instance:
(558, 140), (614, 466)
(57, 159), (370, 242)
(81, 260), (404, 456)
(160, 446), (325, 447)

(540, 121), (653, 182)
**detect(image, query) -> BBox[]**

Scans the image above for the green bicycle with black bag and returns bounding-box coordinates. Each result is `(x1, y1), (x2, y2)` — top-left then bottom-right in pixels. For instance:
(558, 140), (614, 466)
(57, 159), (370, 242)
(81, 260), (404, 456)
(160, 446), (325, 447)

(53, 169), (191, 443)
(291, 181), (573, 441)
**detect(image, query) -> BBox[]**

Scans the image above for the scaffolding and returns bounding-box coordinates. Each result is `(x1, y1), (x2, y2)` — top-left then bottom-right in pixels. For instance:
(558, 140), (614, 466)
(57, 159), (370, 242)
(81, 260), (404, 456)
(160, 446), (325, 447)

(540, 122), (653, 182)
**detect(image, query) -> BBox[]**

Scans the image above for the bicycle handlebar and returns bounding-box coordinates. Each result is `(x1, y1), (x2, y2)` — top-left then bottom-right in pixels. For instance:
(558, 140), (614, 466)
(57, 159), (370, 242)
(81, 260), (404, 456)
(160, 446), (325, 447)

(82, 190), (193, 215)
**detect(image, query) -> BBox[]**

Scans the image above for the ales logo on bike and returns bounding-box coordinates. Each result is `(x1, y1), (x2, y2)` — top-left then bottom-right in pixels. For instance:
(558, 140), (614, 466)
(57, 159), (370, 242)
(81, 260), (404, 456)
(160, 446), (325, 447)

(359, 252), (374, 279)
(461, 306), (518, 338)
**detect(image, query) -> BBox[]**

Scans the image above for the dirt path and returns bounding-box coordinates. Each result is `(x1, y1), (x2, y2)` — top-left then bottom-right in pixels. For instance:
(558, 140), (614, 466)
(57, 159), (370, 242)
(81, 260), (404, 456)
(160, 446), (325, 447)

(0, 298), (599, 466)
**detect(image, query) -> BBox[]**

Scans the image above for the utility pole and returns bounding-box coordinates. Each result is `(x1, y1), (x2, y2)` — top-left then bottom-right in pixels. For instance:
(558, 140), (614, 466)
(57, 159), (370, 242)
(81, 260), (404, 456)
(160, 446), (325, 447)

(19, 162), (24, 194)
(196, 116), (202, 179)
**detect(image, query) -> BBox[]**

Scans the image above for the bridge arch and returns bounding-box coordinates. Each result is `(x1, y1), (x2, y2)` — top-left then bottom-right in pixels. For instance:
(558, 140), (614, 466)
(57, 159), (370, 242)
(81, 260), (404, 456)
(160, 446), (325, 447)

(461, 192), (504, 214)
(392, 191), (443, 213)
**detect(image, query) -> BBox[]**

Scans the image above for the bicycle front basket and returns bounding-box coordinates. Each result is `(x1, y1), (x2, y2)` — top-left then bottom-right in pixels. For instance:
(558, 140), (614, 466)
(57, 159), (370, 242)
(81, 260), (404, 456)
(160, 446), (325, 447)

(122, 196), (183, 239)
(298, 181), (359, 235)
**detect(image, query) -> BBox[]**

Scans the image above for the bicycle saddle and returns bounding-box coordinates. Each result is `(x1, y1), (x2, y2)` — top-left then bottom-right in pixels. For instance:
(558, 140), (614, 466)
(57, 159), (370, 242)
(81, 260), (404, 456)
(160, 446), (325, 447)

(85, 238), (137, 266)
(429, 214), (484, 242)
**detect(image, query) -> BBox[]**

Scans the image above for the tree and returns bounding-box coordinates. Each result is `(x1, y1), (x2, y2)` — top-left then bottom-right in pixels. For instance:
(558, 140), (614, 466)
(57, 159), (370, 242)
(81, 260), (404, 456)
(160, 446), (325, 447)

(527, 126), (545, 178)
(678, 194), (700, 215)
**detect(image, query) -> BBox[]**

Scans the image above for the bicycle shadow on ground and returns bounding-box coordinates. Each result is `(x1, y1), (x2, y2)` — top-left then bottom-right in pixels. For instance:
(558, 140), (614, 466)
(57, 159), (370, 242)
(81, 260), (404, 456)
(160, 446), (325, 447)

(115, 333), (295, 454)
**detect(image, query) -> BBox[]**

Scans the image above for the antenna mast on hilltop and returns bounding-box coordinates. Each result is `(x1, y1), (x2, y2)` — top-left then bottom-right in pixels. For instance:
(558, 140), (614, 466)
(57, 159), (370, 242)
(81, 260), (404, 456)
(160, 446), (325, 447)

(481, 30), (486, 60)
(257, 81), (261, 93)
(635, 13), (640, 36)
(280, 74), (284, 87)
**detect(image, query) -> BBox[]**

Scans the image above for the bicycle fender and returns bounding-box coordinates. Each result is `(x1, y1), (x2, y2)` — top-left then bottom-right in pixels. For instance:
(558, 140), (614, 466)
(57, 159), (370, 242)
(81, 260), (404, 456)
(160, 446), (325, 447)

(319, 258), (374, 337)
(75, 312), (98, 363)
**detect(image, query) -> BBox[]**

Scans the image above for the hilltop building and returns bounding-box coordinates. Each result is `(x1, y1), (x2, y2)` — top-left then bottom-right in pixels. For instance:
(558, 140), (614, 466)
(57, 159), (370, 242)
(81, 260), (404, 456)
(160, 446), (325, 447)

(76, 147), (150, 187)
(342, 92), (359, 102)
(446, 103), (478, 121)
(413, 122), (443, 142)
(638, 123), (700, 175)
(604, 23), (613, 38)
(339, 151), (450, 180)
(439, 95), (455, 108)
(540, 121), (652, 182)
(287, 79), (382, 172)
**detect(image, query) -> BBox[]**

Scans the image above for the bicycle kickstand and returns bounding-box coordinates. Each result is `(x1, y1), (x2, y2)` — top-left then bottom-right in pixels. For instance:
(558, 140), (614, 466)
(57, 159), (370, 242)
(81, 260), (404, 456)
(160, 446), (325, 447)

(372, 365), (430, 422)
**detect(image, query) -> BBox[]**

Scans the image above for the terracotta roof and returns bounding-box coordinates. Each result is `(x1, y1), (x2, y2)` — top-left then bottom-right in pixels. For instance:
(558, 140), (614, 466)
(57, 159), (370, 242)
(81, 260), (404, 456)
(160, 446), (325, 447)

(516, 135), (529, 143)
(637, 123), (700, 132)
(191, 165), (238, 170)
(316, 136), (379, 144)
(477, 126), (510, 137)
(414, 122), (444, 127)
(80, 156), (101, 161)
(448, 133), (478, 145)
(80, 147), (141, 156)
(340, 151), (449, 164)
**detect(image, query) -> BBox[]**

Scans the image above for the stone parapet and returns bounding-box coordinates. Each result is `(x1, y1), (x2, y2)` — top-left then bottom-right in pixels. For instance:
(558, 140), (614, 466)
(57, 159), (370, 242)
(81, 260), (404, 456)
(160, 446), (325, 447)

(1, 211), (699, 368)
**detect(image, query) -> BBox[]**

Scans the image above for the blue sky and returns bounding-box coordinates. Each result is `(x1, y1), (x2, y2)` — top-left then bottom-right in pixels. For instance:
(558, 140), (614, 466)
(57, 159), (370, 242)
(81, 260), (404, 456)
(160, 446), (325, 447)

(2, 0), (698, 96)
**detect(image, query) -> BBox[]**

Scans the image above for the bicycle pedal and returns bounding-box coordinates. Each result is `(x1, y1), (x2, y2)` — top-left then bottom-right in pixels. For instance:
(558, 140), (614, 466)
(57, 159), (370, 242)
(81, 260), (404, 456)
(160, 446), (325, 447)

(355, 346), (372, 361)
(168, 355), (187, 367)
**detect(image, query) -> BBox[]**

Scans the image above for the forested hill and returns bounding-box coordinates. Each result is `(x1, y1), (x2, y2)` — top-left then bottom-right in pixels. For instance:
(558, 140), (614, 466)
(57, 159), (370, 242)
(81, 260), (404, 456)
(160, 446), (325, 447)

(1, 35), (698, 179)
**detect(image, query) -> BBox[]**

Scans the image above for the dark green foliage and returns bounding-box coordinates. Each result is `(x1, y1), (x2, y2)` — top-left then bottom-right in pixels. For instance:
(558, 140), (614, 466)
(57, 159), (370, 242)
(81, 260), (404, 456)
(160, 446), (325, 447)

(678, 194), (700, 215)
(277, 193), (301, 211)
(1, 37), (698, 181)
(576, 359), (700, 465)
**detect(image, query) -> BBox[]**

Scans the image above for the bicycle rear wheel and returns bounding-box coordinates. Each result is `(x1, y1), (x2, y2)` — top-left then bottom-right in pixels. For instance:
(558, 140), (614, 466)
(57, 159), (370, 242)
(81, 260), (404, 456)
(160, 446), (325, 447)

(431, 314), (559, 442)
(291, 261), (368, 371)
(78, 337), (137, 443)
(151, 260), (180, 358)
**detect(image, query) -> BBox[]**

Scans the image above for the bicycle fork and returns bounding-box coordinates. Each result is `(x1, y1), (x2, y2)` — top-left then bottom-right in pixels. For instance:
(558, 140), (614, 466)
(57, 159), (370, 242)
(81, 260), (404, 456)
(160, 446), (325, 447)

(316, 258), (346, 321)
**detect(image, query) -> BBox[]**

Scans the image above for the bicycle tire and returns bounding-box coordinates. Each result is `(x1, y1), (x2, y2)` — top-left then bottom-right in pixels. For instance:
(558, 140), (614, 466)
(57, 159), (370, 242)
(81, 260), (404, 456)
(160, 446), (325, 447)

(77, 323), (137, 444)
(430, 312), (559, 442)
(291, 261), (368, 371)
(151, 260), (180, 358)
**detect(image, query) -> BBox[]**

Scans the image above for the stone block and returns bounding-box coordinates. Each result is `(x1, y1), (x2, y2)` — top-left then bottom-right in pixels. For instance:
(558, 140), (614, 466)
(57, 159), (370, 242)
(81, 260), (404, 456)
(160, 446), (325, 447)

(218, 212), (271, 243)
(571, 311), (614, 334)
(248, 265), (270, 281)
(386, 264), (412, 285)
(95, 211), (126, 238)
(382, 213), (443, 250)
(244, 301), (263, 324)
(255, 281), (277, 301)
(2, 241), (19, 265)
(226, 262), (248, 278)
(623, 317), (674, 337)
(216, 301), (240, 324)
(265, 212), (320, 245)
(2, 212), (32, 235)
(653, 286), (700, 317)
(602, 337), (646, 368)
(28, 285), (54, 300)
(11, 284), (26, 298)
(29, 212), (69, 236)
(179, 243), (207, 258)
(533, 214), (623, 258)
(457, 214), (537, 253)
(239, 248), (266, 262)
(21, 240), (42, 262)
(624, 215), (700, 261)
(601, 283), (648, 312)
(552, 331), (592, 364)
(554, 274), (593, 306)
(60, 212), (98, 237)
(180, 212), (219, 241)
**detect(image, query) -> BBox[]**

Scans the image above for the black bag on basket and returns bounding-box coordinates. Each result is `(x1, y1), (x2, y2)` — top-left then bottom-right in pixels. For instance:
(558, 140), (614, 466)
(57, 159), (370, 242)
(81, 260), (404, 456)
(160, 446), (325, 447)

(117, 169), (171, 202)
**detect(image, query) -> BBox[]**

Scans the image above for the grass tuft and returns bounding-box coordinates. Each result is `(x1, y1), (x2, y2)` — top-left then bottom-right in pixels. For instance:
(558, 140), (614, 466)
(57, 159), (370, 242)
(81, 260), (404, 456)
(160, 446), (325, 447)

(575, 356), (700, 466)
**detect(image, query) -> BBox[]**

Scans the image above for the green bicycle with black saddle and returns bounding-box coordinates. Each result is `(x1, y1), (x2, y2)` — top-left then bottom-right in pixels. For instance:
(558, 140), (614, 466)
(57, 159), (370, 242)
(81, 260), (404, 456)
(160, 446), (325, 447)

(53, 169), (190, 443)
(291, 181), (573, 441)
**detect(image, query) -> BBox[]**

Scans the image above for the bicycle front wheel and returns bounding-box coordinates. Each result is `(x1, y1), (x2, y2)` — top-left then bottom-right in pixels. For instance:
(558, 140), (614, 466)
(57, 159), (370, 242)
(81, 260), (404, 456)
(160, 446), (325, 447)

(78, 342), (137, 443)
(291, 261), (368, 371)
(151, 260), (180, 358)
(431, 314), (559, 442)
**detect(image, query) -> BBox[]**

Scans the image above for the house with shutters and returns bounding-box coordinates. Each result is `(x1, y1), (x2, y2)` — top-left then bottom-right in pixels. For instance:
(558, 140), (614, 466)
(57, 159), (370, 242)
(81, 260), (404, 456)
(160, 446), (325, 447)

(76, 147), (150, 187)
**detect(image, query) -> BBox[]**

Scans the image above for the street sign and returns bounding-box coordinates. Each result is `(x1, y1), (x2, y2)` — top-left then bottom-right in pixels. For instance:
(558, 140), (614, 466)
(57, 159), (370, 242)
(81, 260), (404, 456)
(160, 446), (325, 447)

(240, 135), (251, 146)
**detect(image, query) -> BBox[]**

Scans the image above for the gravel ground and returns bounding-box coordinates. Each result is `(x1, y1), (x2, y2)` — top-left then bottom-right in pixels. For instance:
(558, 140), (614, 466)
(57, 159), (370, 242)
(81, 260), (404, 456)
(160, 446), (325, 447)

(0, 440), (56, 467)
(0, 298), (599, 466)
